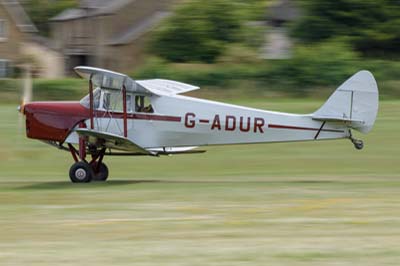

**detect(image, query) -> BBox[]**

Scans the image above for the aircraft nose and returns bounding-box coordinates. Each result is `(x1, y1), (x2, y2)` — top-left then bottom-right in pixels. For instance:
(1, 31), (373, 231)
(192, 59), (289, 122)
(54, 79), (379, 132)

(21, 101), (90, 142)
(18, 102), (32, 115)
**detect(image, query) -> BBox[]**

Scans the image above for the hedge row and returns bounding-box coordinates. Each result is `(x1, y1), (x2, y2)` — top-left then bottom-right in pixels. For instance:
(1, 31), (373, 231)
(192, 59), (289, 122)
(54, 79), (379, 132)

(0, 79), (86, 103)
(136, 41), (400, 98)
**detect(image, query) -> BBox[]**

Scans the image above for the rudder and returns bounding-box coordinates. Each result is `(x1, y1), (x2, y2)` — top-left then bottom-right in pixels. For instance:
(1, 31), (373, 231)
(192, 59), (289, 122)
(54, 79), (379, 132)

(312, 71), (379, 134)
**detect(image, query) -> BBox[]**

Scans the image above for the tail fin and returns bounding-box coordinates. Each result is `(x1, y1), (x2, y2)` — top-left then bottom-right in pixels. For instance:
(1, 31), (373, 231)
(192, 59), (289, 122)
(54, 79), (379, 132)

(312, 71), (379, 134)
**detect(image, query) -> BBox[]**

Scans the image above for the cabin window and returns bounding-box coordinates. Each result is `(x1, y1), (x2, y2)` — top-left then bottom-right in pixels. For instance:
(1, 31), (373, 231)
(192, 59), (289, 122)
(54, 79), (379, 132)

(80, 87), (101, 109)
(135, 95), (154, 113)
(93, 88), (101, 109)
(102, 91), (133, 112)
(102, 91), (123, 111)
(126, 95), (133, 112)
(80, 89), (134, 112)
(102, 92), (111, 110)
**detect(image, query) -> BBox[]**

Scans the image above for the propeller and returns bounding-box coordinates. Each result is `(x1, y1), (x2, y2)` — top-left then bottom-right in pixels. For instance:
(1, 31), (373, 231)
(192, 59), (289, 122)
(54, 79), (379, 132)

(18, 65), (32, 134)
(18, 64), (32, 114)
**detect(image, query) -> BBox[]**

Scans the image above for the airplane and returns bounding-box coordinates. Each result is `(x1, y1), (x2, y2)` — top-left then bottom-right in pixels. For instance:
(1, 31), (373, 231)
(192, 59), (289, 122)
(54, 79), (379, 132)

(19, 66), (379, 183)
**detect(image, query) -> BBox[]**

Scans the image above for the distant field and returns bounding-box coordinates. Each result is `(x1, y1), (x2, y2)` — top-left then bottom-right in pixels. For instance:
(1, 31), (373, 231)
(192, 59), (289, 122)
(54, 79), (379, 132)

(0, 99), (399, 265)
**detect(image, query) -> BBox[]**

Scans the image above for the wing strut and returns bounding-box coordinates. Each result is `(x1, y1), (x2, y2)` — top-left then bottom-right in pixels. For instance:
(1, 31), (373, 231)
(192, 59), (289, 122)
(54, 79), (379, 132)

(89, 74), (94, 130)
(122, 84), (128, 137)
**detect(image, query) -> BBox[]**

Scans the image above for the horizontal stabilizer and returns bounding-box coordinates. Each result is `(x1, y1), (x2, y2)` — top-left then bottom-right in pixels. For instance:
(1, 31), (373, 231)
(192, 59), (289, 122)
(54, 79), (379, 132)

(75, 129), (155, 155)
(312, 115), (364, 123)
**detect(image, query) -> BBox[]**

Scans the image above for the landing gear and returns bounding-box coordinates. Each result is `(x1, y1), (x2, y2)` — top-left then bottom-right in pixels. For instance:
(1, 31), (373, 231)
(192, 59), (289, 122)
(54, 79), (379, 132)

(68, 161), (109, 183)
(93, 162), (109, 182)
(68, 143), (109, 183)
(352, 139), (364, 150)
(69, 161), (93, 183)
(349, 130), (364, 150)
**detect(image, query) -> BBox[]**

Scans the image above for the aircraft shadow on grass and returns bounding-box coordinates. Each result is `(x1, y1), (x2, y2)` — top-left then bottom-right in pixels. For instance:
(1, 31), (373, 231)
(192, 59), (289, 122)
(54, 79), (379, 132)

(17, 180), (161, 190)
(16, 179), (336, 190)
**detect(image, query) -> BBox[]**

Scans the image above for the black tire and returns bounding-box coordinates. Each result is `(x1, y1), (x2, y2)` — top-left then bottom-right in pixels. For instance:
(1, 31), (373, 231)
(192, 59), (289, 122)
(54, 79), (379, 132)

(69, 162), (93, 183)
(93, 162), (109, 182)
(354, 140), (364, 150)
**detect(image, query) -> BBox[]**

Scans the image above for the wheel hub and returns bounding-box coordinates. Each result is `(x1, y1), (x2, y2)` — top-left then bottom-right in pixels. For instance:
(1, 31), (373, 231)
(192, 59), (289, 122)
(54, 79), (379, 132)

(75, 168), (87, 180)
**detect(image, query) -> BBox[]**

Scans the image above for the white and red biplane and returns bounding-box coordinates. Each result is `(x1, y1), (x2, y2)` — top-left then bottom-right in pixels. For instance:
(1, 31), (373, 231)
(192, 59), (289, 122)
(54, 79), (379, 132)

(20, 67), (379, 183)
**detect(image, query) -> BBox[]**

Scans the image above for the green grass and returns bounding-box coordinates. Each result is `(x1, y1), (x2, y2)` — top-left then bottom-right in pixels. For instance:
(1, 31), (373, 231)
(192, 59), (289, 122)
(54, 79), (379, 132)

(0, 99), (399, 265)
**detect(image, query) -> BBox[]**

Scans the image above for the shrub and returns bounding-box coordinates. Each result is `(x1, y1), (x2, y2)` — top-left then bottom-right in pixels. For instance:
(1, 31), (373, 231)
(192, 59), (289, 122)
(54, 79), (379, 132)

(32, 79), (87, 101)
(136, 41), (400, 98)
(0, 78), (87, 103)
(261, 40), (361, 94)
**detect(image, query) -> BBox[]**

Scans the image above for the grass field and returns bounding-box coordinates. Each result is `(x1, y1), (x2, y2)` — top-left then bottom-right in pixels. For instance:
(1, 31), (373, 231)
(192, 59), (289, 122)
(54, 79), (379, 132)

(0, 99), (399, 265)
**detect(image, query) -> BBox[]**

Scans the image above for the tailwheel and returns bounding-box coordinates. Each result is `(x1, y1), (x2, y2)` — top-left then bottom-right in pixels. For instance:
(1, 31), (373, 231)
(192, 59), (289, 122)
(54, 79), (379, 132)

(353, 139), (364, 150)
(69, 161), (93, 183)
(348, 130), (364, 150)
(92, 162), (109, 182)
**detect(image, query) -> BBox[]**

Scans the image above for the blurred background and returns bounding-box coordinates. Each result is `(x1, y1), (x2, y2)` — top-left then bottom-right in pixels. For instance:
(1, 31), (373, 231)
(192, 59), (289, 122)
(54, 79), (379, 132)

(0, 0), (399, 100)
(0, 1), (400, 265)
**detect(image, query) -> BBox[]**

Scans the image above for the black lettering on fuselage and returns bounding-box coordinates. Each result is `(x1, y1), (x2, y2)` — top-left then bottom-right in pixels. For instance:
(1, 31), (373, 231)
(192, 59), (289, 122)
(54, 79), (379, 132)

(239, 116), (251, 132)
(225, 116), (236, 131)
(254, 117), (265, 133)
(184, 113), (265, 133)
(185, 113), (196, 128)
(211, 115), (221, 130)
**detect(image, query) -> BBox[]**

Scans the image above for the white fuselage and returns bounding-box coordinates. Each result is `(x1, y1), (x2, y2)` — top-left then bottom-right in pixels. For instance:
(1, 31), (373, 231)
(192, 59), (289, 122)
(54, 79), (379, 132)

(67, 94), (349, 149)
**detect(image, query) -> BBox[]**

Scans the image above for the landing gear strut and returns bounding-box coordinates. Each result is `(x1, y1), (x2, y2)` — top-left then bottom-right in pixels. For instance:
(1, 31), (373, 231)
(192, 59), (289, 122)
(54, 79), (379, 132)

(68, 144), (109, 183)
(349, 130), (364, 150)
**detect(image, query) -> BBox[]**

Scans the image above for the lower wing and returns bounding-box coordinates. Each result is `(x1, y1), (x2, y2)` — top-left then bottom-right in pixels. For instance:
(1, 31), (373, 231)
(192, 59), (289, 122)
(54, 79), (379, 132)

(75, 129), (206, 156)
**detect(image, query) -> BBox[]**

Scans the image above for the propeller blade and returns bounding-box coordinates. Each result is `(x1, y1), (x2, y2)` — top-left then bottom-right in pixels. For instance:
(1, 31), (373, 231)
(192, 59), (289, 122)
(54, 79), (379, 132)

(18, 65), (32, 134)
(18, 65), (32, 114)
(22, 65), (32, 105)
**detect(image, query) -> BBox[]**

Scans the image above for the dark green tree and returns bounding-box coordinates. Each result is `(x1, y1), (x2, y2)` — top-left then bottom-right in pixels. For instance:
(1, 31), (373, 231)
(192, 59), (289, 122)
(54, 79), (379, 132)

(150, 0), (262, 63)
(292, 0), (400, 56)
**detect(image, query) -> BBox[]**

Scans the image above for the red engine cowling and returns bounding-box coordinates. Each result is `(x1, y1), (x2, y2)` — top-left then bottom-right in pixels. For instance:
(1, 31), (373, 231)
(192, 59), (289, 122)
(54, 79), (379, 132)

(24, 102), (89, 142)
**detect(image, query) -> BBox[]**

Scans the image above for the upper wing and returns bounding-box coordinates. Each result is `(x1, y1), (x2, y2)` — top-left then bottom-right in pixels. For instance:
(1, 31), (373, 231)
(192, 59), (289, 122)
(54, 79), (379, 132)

(74, 66), (126, 82)
(74, 66), (149, 94)
(136, 79), (199, 96)
(74, 66), (199, 96)
(75, 128), (155, 155)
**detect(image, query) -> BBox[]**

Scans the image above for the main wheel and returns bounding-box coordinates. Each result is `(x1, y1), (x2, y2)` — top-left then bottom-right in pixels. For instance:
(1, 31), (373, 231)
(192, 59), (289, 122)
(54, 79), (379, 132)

(93, 162), (109, 182)
(69, 162), (93, 183)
